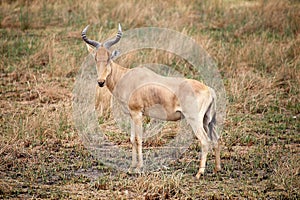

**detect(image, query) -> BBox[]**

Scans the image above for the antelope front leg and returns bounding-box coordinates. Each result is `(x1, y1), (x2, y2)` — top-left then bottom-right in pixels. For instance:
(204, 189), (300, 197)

(135, 117), (143, 172)
(129, 120), (137, 172)
(129, 112), (144, 173)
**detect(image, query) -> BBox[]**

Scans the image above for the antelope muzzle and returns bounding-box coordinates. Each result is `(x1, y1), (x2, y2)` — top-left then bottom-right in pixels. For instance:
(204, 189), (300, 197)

(98, 80), (105, 87)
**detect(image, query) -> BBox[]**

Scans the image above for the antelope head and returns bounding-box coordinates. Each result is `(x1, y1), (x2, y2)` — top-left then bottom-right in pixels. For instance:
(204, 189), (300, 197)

(82, 24), (122, 87)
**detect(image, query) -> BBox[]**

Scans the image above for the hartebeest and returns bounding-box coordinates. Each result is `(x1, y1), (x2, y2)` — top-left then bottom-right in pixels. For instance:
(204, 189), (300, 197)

(82, 24), (221, 178)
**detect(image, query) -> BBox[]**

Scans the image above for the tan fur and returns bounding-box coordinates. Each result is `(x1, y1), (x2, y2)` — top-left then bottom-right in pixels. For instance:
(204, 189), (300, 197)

(84, 30), (221, 178)
(128, 84), (182, 121)
(95, 86), (112, 118)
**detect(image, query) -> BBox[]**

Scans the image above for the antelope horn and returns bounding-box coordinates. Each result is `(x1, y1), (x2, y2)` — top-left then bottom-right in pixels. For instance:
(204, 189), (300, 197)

(81, 25), (101, 48)
(104, 23), (122, 49)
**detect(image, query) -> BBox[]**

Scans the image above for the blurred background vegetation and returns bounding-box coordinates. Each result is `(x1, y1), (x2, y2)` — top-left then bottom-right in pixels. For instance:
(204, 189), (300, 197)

(0, 0), (299, 199)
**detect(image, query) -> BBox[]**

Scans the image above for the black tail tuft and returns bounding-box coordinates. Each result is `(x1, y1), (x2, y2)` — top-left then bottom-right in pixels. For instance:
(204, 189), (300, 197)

(203, 91), (219, 143)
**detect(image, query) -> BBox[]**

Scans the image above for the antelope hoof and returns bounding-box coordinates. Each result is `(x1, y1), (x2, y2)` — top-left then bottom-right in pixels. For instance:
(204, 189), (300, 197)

(127, 166), (135, 174)
(127, 167), (144, 175)
(214, 166), (221, 173)
(196, 168), (205, 179)
(134, 166), (144, 174)
(195, 172), (203, 179)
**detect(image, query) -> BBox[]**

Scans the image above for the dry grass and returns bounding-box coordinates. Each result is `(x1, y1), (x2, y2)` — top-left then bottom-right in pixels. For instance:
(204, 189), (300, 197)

(1, 0), (299, 199)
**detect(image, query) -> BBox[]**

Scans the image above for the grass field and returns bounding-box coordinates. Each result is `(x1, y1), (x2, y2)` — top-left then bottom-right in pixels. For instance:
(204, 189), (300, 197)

(1, 0), (299, 199)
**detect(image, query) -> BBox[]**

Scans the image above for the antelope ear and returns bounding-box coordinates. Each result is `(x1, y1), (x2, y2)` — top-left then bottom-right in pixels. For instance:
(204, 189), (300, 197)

(110, 50), (120, 60)
(86, 44), (96, 56)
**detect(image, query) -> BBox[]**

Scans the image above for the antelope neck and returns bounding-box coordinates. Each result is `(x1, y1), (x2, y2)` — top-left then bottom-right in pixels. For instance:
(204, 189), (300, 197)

(106, 62), (129, 92)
